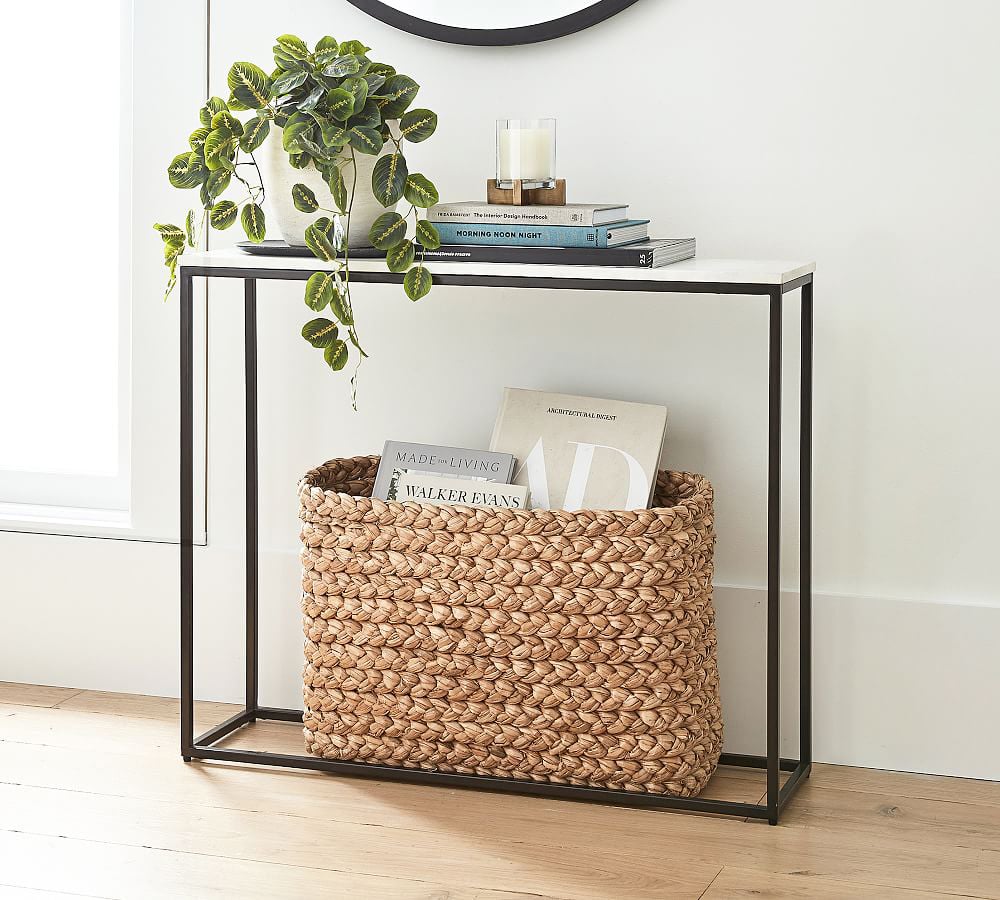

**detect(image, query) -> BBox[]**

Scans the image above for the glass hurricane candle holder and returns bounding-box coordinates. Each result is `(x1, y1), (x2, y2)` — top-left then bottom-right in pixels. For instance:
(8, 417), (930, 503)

(496, 118), (556, 188)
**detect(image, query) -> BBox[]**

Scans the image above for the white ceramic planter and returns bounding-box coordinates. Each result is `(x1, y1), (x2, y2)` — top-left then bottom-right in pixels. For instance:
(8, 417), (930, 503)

(261, 131), (395, 248)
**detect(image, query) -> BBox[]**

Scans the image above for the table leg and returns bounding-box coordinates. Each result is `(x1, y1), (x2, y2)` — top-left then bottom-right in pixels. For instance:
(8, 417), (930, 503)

(245, 279), (259, 718)
(180, 271), (194, 760)
(766, 287), (783, 824)
(800, 279), (813, 770)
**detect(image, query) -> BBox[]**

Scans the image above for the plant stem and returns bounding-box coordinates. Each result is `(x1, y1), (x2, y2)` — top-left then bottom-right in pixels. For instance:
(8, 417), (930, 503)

(344, 146), (362, 409)
(247, 151), (266, 201)
(231, 162), (260, 203)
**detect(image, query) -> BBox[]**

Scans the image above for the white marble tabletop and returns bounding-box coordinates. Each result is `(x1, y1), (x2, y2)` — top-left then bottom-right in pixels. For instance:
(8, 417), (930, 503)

(181, 248), (815, 286)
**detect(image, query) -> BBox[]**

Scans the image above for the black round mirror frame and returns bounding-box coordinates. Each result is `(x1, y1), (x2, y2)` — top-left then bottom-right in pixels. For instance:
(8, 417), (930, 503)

(344, 0), (642, 46)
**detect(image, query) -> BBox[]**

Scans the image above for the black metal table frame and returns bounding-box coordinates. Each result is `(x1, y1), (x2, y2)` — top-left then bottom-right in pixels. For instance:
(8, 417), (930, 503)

(179, 263), (814, 825)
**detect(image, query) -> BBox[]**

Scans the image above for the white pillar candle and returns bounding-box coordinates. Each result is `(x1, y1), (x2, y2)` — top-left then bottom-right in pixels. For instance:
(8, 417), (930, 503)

(497, 121), (555, 182)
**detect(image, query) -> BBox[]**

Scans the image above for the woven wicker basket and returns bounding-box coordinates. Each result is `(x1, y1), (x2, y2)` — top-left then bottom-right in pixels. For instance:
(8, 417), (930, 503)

(298, 455), (723, 796)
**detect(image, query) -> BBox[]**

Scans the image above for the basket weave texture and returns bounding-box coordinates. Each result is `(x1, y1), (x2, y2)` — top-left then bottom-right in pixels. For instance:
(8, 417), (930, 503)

(298, 455), (723, 796)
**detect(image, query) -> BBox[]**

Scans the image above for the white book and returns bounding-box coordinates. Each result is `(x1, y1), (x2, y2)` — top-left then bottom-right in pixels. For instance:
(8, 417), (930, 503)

(490, 388), (668, 511)
(427, 201), (629, 227)
(395, 471), (529, 510)
(373, 440), (515, 501)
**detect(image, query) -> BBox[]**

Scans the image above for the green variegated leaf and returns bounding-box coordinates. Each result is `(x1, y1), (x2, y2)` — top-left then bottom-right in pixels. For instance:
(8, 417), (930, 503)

(209, 200), (238, 229)
(304, 271), (335, 311)
(322, 55), (362, 78)
(328, 284), (353, 325)
(204, 130), (235, 171)
(305, 110), (331, 128)
(296, 137), (327, 159)
(324, 87), (355, 121)
(241, 203), (266, 243)
(292, 183), (318, 213)
(200, 182), (214, 209)
(377, 75), (418, 119)
(154, 223), (185, 241)
(164, 240), (184, 266)
(348, 99), (381, 129)
(341, 76), (368, 109)
(227, 61), (271, 109)
(313, 48), (339, 67)
(348, 125), (383, 155)
(239, 116), (270, 152)
(189, 127), (209, 153)
(282, 120), (313, 153)
(363, 72), (386, 94)
(271, 68), (309, 95)
(386, 238), (415, 274)
(185, 210), (196, 247)
(399, 108), (437, 143)
(301, 317), (339, 348)
(284, 111), (312, 132)
(369, 211), (406, 250)
(205, 167), (231, 198)
(403, 173), (438, 208)
(338, 40), (370, 55)
(204, 126), (232, 152)
(403, 265), (432, 301)
(415, 219), (441, 249)
(324, 166), (348, 212)
(288, 151), (312, 169)
(363, 73), (386, 96)
(372, 153), (407, 207)
(314, 35), (340, 65)
(367, 62), (396, 80)
(274, 34), (309, 60)
(227, 93), (251, 112)
(273, 50), (310, 72)
(200, 96), (228, 127)
(304, 221), (339, 261)
(167, 153), (202, 189)
(320, 121), (350, 148)
(211, 110), (243, 136)
(323, 339), (349, 371)
(298, 85), (325, 112)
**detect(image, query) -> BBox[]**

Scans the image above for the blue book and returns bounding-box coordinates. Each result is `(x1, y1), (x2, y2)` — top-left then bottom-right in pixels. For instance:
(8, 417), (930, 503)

(430, 219), (650, 249)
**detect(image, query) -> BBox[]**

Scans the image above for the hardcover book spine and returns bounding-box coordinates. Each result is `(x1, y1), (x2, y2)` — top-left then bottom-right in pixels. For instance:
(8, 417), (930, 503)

(432, 222), (608, 248)
(429, 205), (606, 227)
(419, 245), (660, 267)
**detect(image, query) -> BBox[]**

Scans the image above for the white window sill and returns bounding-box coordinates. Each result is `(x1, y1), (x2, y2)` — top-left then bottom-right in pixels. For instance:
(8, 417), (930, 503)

(0, 502), (205, 545)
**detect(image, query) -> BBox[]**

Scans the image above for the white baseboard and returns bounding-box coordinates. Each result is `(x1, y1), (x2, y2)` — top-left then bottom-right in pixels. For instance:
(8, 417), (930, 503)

(1, 533), (997, 780)
(713, 584), (1000, 781)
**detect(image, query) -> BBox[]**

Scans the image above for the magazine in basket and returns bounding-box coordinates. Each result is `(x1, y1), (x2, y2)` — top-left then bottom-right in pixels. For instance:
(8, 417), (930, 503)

(489, 388), (668, 511)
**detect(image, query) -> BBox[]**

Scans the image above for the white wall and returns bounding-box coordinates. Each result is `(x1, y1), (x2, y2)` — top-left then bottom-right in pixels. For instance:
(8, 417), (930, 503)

(2, 0), (999, 779)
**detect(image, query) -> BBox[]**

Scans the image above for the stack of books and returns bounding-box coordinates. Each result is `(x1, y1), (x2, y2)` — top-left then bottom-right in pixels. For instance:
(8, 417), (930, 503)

(373, 388), (669, 512)
(420, 201), (696, 269)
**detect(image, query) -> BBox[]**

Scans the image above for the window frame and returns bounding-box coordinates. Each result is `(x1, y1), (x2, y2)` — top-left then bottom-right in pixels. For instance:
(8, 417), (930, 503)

(0, 0), (208, 544)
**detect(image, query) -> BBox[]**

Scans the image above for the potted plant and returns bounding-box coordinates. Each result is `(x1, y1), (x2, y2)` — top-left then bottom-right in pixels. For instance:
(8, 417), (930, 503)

(155, 34), (442, 385)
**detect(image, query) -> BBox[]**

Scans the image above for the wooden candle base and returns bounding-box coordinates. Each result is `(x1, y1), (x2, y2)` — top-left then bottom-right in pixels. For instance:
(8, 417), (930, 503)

(487, 178), (566, 206)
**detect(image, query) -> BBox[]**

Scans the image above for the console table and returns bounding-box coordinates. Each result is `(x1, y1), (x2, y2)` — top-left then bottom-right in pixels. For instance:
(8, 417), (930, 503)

(178, 249), (814, 824)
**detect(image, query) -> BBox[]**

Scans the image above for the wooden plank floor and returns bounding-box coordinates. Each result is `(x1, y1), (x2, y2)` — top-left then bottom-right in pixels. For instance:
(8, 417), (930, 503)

(0, 682), (997, 899)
